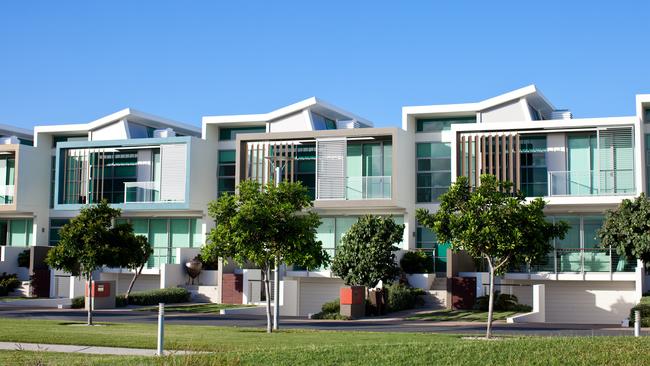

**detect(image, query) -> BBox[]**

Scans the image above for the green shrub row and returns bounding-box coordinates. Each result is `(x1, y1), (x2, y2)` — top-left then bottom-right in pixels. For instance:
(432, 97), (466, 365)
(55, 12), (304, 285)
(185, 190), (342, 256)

(473, 291), (532, 312)
(0, 272), (21, 296)
(386, 283), (425, 312)
(630, 296), (650, 327)
(400, 251), (434, 274)
(311, 299), (350, 320)
(70, 287), (191, 309)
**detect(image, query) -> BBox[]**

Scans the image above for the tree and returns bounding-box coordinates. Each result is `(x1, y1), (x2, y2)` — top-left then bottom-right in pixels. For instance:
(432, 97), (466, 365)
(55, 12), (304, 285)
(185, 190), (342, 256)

(45, 201), (148, 325)
(416, 175), (567, 338)
(599, 193), (650, 266)
(201, 180), (328, 333)
(330, 215), (403, 289)
(123, 235), (153, 304)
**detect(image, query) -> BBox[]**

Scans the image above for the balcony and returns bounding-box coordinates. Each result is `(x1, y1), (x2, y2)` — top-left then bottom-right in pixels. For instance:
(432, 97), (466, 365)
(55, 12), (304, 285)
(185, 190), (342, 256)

(317, 176), (391, 200)
(0, 185), (14, 205)
(548, 170), (635, 197)
(511, 248), (636, 274)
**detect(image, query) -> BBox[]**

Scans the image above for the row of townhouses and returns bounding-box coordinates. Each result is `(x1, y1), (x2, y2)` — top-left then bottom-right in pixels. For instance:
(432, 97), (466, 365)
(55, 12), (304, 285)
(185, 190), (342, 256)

(0, 85), (649, 324)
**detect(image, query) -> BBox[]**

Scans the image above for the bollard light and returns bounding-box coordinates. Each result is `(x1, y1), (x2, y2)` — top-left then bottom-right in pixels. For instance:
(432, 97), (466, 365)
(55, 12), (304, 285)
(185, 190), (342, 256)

(157, 302), (165, 355)
(635, 310), (641, 337)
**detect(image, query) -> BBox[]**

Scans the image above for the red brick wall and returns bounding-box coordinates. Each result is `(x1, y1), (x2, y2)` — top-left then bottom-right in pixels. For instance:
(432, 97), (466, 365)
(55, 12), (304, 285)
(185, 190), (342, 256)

(222, 273), (243, 304)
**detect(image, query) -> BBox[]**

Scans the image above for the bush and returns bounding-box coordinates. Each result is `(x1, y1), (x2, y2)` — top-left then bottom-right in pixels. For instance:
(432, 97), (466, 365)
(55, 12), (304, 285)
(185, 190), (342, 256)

(17, 250), (30, 268)
(474, 291), (532, 312)
(122, 287), (190, 306)
(0, 272), (21, 296)
(630, 296), (650, 327)
(71, 296), (84, 309)
(70, 287), (190, 308)
(195, 254), (218, 271)
(311, 298), (350, 320)
(400, 251), (434, 274)
(386, 283), (425, 312)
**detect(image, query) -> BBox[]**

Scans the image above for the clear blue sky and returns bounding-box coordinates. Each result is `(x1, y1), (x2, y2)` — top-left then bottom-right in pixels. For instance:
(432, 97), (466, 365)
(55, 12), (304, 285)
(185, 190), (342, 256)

(1, 1), (649, 129)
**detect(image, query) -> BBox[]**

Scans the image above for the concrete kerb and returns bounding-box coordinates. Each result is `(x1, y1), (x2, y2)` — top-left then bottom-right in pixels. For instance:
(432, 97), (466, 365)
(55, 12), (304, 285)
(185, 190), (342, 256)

(0, 341), (204, 357)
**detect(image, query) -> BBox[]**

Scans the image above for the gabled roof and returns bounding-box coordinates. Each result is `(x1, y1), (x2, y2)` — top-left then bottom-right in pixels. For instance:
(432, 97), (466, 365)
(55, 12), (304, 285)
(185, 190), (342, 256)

(34, 108), (200, 136)
(402, 84), (556, 117)
(202, 97), (374, 127)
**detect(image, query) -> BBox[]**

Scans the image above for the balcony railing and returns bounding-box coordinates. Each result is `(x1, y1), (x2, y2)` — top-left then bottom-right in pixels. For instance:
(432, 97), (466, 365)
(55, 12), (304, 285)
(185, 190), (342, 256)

(0, 185), (14, 204)
(510, 248), (636, 274)
(317, 176), (391, 200)
(548, 170), (635, 197)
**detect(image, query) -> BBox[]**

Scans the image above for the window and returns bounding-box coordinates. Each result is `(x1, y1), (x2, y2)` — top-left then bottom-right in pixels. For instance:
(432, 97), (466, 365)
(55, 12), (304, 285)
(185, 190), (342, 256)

(121, 217), (202, 268)
(294, 144), (316, 199)
(217, 150), (236, 197)
(0, 155), (15, 204)
(49, 219), (69, 246)
(0, 219), (33, 247)
(52, 135), (87, 148)
(646, 134), (650, 193)
(312, 113), (337, 130)
(416, 116), (475, 132)
(416, 225), (448, 273)
(519, 135), (547, 197)
(416, 142), (451, 202)
(219, 126), (265, 141)
(644, 109), (650, 123)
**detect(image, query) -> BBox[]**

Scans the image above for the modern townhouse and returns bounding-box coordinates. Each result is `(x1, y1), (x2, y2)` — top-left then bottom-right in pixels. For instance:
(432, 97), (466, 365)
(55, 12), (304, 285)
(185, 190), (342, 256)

(33, 109), (217, 299)
(1, 85), (648, 325)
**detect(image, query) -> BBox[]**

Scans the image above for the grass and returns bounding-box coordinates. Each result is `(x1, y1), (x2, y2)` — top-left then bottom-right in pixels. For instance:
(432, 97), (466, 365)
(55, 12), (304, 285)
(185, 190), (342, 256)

(408, 309), (521, 322)
(0, 318), (648, 365)
(0, 296), (32, 302)
(135, 303), (254, 313)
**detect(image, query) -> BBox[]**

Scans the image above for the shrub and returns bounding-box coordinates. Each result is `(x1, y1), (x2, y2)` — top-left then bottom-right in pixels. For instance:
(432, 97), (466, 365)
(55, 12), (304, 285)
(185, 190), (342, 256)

(400, 251), (434, 274)
(195, 254), (218, 271)
(0, 272), (21, 296)
(123, 287), (190, 306)
(630, 296), (650, 327)
(386, 283), (425, 312)
(71, 296), (85, 309)
(311, 298), (350, 320)
(474, 291), (532, 312)
(17, 250), (30, 268)
(70, 287), (190, 308)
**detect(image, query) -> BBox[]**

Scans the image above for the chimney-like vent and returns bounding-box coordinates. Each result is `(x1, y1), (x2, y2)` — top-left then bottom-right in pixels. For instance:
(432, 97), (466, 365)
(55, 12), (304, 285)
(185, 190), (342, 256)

(551, 110), (573, 120)
(153, 128), (176, 138)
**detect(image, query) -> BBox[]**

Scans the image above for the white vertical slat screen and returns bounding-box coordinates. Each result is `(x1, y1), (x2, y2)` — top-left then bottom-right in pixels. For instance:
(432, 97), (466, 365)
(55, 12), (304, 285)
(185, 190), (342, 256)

(160, 144), (187, 202)
(316, 138), (346, 199)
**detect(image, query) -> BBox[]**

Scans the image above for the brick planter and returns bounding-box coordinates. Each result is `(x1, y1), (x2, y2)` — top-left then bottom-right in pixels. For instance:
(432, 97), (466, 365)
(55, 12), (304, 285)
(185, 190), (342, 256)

(340, 286), (365, 318)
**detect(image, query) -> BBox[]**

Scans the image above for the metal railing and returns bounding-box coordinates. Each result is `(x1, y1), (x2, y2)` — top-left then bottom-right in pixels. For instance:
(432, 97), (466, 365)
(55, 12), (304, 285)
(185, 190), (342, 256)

(548, 170), (635, 197)
(0, 184), (14, 204)
(123, 181), (180, 204)
(510, 248), (636, 274)
(317, 176), (392, 200)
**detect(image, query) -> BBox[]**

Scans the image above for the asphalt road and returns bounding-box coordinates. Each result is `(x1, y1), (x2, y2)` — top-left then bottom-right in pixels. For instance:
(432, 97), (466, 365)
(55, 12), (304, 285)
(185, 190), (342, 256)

(0, 307), (647, 337)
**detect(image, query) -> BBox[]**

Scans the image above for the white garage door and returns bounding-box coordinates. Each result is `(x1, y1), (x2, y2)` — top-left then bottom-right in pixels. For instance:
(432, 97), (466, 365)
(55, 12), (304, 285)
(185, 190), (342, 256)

(299, 278), (344, 316)
(545, 281), (636, 324)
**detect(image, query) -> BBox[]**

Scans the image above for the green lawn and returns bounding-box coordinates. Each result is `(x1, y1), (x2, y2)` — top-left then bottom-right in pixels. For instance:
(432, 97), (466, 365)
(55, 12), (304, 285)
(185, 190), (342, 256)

(0, 296), (32, 302)
(135, 303), (254, 313)
(0, 318), (648, 365)
(407, 309), (521, 322)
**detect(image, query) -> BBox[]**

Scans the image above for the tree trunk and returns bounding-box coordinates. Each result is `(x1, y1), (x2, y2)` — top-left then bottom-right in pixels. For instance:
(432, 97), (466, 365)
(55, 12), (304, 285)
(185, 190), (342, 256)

(125, 264), (144, 305)
(263, 267), (273, 333)
(87, 276), (93, 326)
(486, 259), (495, 339)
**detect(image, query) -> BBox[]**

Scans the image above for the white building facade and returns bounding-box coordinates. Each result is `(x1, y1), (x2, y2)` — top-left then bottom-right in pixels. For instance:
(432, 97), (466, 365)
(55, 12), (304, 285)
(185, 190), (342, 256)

(0, 86), (648, 324)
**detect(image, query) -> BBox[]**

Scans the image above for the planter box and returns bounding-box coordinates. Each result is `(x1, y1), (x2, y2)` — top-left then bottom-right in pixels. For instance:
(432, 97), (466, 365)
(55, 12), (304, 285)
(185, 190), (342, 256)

(340, 286), (365, 319)
(406, 273), (435, 290)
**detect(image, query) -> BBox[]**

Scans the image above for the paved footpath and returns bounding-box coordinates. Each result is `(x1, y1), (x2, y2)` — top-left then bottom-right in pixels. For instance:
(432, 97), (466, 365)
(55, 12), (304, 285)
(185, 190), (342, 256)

(0, 341), (197, 357)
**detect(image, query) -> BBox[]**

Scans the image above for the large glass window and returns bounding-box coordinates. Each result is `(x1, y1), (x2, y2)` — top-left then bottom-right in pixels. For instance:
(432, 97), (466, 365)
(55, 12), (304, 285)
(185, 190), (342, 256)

(0, 219), (33, 247)
(416, 225), (448, 273)
(0, 155), (15, 204)
(416, 116), (475, 132)
(219, 126), (265, 141)
(48, 218), (69, 246)
(416, 142), (451, 202)
(311, 113), (337, 130)
(519, 135), (547, 197)
(217, 150), (236, 197)
(346, 141), (392, 199)
(294, 144), (316, 199)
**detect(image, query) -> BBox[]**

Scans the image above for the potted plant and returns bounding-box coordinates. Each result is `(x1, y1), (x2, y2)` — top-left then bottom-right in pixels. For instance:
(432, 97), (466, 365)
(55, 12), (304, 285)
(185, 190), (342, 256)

(400, 251), (435, 290)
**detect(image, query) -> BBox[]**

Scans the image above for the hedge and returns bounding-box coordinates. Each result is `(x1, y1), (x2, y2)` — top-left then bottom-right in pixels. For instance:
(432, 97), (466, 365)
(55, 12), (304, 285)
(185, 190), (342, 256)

(0, 273), (21, 296)
(400, 251), (434, 274)
(386, 283), (425, 312)
(70, 287), (191, 308)
(630, 296), (650, 327)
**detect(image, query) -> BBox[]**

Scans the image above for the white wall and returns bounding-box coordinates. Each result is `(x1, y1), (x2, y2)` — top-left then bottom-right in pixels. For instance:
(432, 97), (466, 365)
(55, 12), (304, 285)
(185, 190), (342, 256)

(90, 120), (129, 141)
(479, 99), (530, 123)
(268, 111), (311, 132)
(297, 277), (344, 316)
(15, 146), (50, 246)
(0, 246), (29, 280)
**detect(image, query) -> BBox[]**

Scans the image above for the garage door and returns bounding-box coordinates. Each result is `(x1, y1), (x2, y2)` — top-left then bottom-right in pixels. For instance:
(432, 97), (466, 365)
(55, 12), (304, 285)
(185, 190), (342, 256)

(545, 281), (636, 324)
(298, 278), (344, 316)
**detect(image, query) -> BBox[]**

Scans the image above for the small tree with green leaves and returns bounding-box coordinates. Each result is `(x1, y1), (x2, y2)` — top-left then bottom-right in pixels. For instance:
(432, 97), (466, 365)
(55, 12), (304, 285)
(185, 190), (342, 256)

(122, 235), (153, 304)
(330, 215), (404, 290)
(201, 180), (328, 333)
(45, 201), (147, 325)
(599, 193), (650, 267)
(416, 175), (567, 338)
